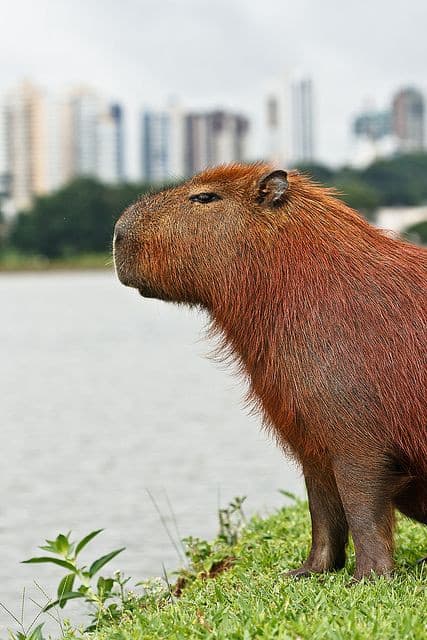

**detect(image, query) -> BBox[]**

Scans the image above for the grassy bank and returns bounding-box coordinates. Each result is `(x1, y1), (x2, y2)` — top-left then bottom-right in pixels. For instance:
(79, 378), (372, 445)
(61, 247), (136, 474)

(65, 501), (426, 640)
(0, 251), (112, 272)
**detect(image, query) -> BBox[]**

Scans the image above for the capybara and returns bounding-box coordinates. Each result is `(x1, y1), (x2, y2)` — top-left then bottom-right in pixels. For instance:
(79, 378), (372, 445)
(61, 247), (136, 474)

(113, 163), (427, 580)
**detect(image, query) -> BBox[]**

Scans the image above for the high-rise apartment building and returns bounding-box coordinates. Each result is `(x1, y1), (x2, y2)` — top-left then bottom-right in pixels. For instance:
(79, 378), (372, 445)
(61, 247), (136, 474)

(65, 87), (99, 179)
(141, 107), (249, 182)
(64, 89), (125, 184)
(141, 111), (170, 183)
(265, 95), (283, 166)
(184, 110), (249, 176)
(97, 104), (125, 184)
(291, 77), (315, 164)
(211, 111), (248, 166)
(265, 73), (315, 166)
(0, 99), (11, 202)
(3, 82), (47, 210)
(392, 88), (425, 152)
(110, 104), (125, 181)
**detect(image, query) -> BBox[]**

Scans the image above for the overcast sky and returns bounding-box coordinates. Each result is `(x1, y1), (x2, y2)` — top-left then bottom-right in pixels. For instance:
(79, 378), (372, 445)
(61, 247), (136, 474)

(1, 0), (426, 175)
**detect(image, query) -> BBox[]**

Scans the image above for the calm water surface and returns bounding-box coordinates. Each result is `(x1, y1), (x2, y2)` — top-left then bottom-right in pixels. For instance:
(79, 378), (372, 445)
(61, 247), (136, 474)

(0, 271), (302, 631)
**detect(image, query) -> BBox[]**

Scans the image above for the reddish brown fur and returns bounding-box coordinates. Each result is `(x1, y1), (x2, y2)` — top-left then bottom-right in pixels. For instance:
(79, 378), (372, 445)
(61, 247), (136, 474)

(114, 163), (427, 580)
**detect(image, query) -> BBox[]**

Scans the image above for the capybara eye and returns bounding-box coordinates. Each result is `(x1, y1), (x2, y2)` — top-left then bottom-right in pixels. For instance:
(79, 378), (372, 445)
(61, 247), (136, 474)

(189, 192), (222, 204)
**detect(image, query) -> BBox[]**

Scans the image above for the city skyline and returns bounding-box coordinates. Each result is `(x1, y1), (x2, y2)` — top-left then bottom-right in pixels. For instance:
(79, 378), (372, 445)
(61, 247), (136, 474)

(1, 0), (426, 172)
(1, 76), (425, 212)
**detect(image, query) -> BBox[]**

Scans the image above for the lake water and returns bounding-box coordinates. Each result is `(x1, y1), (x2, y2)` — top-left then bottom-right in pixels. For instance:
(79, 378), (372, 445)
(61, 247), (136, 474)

(0, 270), (302, 632)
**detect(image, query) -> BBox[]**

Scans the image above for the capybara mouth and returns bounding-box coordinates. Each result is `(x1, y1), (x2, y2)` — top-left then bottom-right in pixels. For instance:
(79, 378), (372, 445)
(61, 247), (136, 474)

(138, 284), (159, 299)
(138, 283), (173, 302)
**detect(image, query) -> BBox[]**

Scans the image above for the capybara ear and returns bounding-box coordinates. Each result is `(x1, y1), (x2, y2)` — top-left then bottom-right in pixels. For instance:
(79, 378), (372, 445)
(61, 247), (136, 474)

(257, 170), (289, 208)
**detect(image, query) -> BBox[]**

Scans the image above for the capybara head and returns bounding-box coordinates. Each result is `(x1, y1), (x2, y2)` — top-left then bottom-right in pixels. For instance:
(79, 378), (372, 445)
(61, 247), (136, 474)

(113, 163), (289, 306)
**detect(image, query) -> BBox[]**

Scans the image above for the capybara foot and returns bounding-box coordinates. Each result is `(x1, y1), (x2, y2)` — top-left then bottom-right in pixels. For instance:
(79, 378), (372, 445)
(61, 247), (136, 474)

(283, 565), (315, 579)
(283, 562), (340, 579)
(353, 561), (394, 581)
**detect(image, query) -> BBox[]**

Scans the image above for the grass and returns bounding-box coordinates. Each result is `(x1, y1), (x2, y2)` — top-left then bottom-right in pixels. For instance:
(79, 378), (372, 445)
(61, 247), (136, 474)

(0, 251), (112, 272)
(66, 500), (427, 640)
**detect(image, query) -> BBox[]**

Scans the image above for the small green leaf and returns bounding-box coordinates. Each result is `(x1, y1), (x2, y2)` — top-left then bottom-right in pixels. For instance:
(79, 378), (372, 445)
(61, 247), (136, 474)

(28, 624), (45, 640)
(40, 540), (57, 553)
(22, 557), (78, 572)
(88, 548), (125, 577)
(43, 592), (85, 612)
(57, 573), (76, 607)
(97, 576), (114, 602)
(75, 529), (104, 556)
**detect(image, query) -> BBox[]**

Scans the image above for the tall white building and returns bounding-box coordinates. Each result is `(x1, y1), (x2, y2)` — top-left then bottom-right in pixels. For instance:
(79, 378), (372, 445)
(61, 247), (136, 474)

(168, 102), (186, 179)
(141, 110), (170, 183)
(141, 104), (186, 183)
(63, 89), (125, 184)
(3, 81), (47, 211)
(265, 78), (291, 166)
(265, 73), (316, 167)
(66, 87), (100, 179)
(291, 77), (315, 164)
(44, 95), (70, 192)
(184, 110), (249, 176)
(97, 105), (125, 184)
(0, 99), (10, 201)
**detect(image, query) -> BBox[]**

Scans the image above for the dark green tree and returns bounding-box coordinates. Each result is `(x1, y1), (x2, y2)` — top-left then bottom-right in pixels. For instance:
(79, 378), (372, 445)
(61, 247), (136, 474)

(361, 153), (427, 206)
(8, 178), (152, 259)
(404, 220), (427, 245)
(333, 176), (381, 220)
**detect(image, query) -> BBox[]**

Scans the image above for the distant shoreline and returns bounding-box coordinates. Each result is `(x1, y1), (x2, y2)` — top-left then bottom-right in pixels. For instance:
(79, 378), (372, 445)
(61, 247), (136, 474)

(0, 253), (113, 273)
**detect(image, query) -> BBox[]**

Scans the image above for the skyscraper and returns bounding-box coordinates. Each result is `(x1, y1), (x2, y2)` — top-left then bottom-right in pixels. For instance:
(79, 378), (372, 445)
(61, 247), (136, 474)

(64, 89), (125, 184)
(291, 77), (315, 164)
(3, 81), (47, 210)
(0, 99), (11, 203)
(97, 104), (125, 184)
(265, 95), (283, 166)
(211, 111), (249, 166)
(66, 87), (100, 179)
(265, 73), (315, 166)
(184, 110), (249, 176)
(141, 111), (170, 183)
(184, 113), (213, 176)
(392, 88), (425, 152)
(110, 103), (125, 181)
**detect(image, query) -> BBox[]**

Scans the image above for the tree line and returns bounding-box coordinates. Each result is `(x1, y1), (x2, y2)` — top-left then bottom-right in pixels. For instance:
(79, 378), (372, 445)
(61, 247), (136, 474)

(1, 152), (427, 260)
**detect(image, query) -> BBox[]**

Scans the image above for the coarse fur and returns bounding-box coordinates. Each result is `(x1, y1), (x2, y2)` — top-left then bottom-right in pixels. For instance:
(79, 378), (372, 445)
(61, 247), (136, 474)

(114, 162), (427, 580)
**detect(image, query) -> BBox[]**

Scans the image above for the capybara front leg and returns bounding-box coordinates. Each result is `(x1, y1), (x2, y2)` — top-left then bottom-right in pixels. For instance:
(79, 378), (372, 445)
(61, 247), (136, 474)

(286, 466), (348, 577)
(333, 457), (395, 580)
